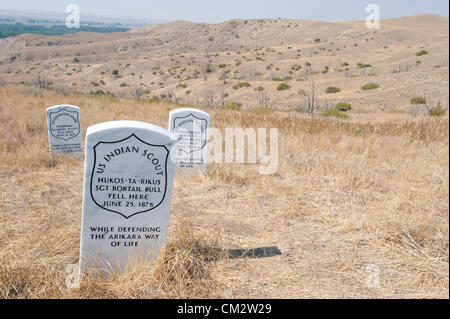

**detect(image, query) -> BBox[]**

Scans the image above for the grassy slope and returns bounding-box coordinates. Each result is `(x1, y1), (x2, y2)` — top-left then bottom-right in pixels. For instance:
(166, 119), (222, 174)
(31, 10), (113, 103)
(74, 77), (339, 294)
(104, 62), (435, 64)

(0, 85), (448, 298)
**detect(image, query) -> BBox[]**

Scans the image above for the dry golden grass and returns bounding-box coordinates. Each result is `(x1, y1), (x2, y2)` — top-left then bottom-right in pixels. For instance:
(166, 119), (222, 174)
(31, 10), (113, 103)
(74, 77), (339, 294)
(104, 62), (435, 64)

(0, 85), (448, 299)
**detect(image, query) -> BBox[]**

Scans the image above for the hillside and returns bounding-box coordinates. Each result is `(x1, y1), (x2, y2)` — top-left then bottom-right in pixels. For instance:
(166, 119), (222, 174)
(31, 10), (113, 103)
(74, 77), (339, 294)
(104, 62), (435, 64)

(0, 14), (448, 113)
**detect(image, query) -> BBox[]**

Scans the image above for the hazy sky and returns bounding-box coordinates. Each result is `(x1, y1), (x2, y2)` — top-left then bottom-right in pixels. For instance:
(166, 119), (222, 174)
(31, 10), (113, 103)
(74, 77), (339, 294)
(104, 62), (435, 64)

(1, 0), (448, 22)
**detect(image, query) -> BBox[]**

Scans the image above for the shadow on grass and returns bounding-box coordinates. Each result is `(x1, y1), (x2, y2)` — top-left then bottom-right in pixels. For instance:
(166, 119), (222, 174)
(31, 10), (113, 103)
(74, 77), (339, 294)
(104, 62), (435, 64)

(196, 246), (282, 261)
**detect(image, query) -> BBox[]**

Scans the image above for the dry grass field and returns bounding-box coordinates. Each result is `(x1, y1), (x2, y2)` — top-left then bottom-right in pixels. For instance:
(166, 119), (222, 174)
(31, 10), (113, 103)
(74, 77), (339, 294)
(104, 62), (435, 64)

(0, 85), (448, 298)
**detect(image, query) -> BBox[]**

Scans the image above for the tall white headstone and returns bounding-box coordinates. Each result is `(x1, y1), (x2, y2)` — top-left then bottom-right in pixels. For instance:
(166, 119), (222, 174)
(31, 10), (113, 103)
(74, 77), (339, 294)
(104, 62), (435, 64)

(168, 108), (211, 173)
(79, 121), (177, 273)
(46, 105), (83, 159)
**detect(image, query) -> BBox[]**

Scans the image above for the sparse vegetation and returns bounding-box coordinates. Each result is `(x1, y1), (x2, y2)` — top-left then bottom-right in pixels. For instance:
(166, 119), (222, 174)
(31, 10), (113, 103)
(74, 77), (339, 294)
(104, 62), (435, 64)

(322, 108), (348, 118)
(409, 97), (426, 105)
(429, 104), (446, 117)
(415, 50), (428, 56)
(335, 102), (352, 112)
(361, 83), (379, 91)
(220, 102), (241, 111)
(357, 63), (372, 69)
(325, 87), (340, 94)
(238, 82), (251, 88)
(277, 83), (291, 91)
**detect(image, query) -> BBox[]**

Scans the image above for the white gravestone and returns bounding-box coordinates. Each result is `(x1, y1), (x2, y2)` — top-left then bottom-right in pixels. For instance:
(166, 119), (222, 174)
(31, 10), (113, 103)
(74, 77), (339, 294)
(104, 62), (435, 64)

(168, 108), (210, 173)
(46, 105), (83, 158)
(79, 121), (177, 273)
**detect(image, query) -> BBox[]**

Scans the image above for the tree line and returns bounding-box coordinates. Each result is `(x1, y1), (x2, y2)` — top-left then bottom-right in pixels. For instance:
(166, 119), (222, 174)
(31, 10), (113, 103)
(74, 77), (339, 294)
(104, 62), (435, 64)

(0, 23), (130, 38)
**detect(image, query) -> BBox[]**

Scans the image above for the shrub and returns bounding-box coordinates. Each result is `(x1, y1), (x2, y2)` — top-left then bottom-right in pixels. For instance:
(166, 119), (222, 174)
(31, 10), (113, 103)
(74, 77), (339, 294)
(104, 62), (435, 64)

(73, 57), (80, 63)
(120, 82), (128, 87)
(277, 83), (291, 91)
(409, 97), (426, 105)
(238, 82), (251, 88)
(112, 70), (119, 76)
(326, 87), (340, 94)
(322, 109), (348, 118)
(415, 50), (428, 56)
(361, 83), (379, 91)
(430, 104), (446, 117)
(218, 64), (227, 68)
(221, 103), (241, 111)
(272, 76), (292, 82)
(335, 102), (352, 112)
(357, 63), (372, 69)
(90, 90), (106, 95)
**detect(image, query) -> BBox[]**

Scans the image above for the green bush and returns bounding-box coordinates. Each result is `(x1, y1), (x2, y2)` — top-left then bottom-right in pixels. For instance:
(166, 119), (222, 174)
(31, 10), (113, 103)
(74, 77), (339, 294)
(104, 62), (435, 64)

(277, 83), (291, 91)
(409, 97), (426, 105)
(120, 82), (128, 87)
(221, 103), (241, 111)
(112, 70), (119, 76)
(335, 102), (352, 112)
(238, 82), (250, 88)
(272, 76), (292, 81)
(415, 50), (428, 56)
(357, 63), (372, 69)
(361, 83), (379, 91)
(218, 64), (227, 68)
(325, 87), (340, 94)
(322, 109), (348, 118)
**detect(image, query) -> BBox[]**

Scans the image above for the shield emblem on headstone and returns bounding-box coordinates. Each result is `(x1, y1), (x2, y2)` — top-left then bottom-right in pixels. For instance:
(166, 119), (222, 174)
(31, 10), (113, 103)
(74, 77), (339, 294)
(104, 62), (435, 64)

(172, 113), (208, 154)
(48, 107), (81, 141)
(90, 134), (169, 219)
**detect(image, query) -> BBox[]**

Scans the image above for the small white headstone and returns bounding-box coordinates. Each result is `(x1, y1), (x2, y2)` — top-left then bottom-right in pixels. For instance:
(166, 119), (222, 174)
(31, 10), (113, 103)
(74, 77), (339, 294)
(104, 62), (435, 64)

(46, 105), (83, 158)
(168, 108), (211, 173)
(79, 121), (177, 273)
